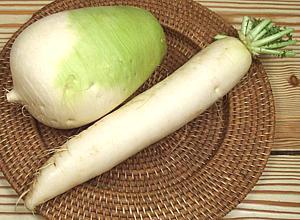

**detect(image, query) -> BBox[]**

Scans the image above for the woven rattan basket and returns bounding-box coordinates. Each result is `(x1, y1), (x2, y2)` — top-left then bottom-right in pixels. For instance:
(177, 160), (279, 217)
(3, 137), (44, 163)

(0, 0), (275, 219)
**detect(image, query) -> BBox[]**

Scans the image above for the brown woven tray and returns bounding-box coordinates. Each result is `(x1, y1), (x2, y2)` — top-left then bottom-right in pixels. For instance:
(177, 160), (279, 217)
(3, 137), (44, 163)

(0, 0), (275, 219)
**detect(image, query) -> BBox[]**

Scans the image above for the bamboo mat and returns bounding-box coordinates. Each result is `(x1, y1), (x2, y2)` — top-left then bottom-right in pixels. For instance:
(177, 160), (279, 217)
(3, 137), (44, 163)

(0, 0), (299, 219)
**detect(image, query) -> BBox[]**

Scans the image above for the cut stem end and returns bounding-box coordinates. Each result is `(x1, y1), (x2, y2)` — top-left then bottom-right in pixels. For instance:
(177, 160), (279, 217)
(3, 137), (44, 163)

(215, 16), (297, 57)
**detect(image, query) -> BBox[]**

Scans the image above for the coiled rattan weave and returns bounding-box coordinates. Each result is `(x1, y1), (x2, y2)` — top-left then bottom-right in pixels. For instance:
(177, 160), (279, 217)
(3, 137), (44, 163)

(0, 0), (275, 219)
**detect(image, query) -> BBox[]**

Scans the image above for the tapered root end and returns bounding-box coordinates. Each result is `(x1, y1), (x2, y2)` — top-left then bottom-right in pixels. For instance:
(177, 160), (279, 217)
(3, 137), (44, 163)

(16, 189), (32, 211)
(24, 186), (38, 212)
(6, 89), (21, 103)
(24, 197), (35, 211)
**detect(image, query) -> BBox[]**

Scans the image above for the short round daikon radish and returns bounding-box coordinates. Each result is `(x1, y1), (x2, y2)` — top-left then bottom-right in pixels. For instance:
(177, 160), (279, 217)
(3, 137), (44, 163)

(7, 6), (166, 129)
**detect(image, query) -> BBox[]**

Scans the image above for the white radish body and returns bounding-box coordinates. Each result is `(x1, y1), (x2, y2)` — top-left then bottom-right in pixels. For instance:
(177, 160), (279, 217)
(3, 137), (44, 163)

(25, 37), (252, 210)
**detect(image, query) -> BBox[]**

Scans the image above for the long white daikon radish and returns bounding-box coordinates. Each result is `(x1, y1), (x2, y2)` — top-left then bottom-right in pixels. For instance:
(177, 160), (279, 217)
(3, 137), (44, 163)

(24, 17), (296, 210)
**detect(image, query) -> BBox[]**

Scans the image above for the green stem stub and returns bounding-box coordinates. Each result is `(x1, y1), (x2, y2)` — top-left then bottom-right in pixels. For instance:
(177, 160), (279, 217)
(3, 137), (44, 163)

(215, 16), (297, 57)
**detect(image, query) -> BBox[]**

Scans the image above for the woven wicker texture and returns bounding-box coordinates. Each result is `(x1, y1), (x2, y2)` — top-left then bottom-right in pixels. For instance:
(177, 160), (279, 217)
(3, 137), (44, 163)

(0, 0), (275, 219)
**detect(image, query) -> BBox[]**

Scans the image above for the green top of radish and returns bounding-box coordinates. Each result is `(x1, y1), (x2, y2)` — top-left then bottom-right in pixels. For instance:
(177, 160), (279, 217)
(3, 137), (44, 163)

(215, 16), (297, 57)
(56, 6), (166, 99)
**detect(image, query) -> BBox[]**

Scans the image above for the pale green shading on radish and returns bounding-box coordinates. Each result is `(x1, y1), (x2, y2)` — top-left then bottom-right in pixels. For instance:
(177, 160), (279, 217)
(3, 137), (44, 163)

(56, 6), (167, 100)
